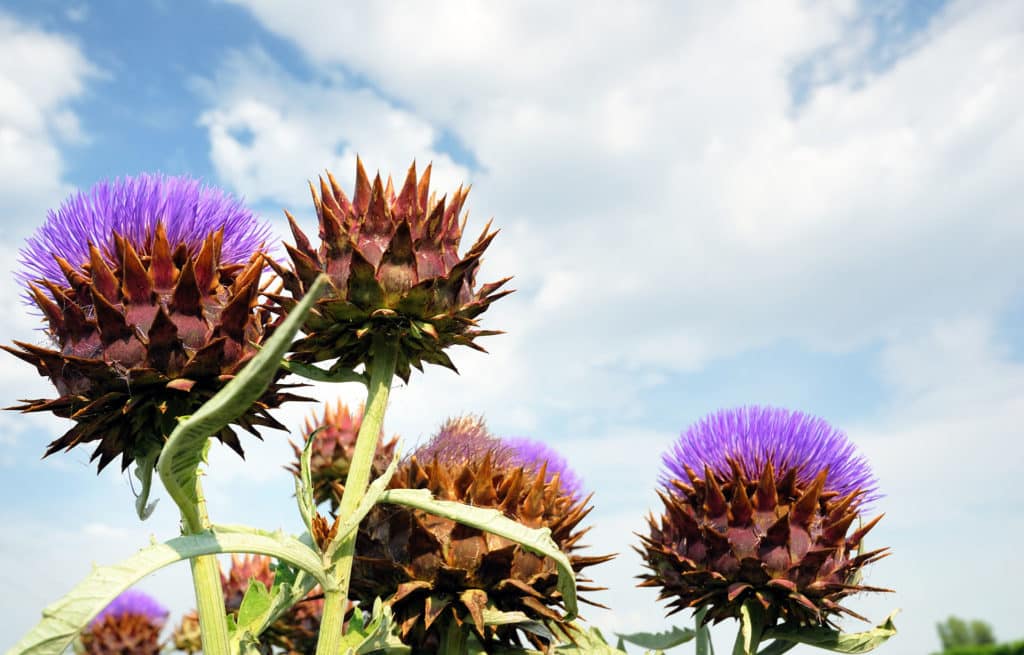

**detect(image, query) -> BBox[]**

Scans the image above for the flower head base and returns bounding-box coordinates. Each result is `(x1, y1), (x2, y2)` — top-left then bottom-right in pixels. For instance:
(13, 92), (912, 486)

(287, 400), (398, 511)
(269, 159), (512, 382)
(5, 175), (299, 472)
(352, 416), (611, 651)
(81, 590), (167, 655)
(638, 406), (889, 627)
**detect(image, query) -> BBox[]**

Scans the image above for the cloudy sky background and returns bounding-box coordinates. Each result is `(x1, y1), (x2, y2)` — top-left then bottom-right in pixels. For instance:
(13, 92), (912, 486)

(0, 1), (1022, 653)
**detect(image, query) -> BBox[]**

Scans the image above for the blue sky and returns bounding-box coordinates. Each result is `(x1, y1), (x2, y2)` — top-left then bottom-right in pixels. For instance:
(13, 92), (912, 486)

(1, 1), (1022, 653)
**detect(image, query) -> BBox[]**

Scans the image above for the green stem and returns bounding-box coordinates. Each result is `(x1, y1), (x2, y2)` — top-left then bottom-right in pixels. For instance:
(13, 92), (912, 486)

(315, 339), (399, 655)
(182, 477), (231, 655)
(696, 606), (711, 655)
(439, 620), (468, 654)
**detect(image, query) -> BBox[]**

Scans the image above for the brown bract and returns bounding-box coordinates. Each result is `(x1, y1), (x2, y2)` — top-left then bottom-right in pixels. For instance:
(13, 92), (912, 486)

(268, 159), (512, 382)
(637, 461), (890, 627)
(81, 615), (164, 655)
(351, 453), (613, 652)
(4, 224), (304, 472)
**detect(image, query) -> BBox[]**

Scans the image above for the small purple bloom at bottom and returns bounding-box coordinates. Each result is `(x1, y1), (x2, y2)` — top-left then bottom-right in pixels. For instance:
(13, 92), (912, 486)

(91, 589), (168, 626)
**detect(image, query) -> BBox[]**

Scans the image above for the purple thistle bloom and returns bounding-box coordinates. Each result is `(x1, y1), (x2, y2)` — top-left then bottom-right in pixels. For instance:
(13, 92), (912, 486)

(414, 416), (585, 498)
(17, 173), (271, 295)
(505, 437), (585, 499)
(663, 405), (879, 505)
(91, 589), (168, 626)
(413, 415), (510, 466)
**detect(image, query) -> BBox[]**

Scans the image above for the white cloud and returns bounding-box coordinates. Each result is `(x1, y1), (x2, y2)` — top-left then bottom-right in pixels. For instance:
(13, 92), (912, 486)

(208, 0), (1024, 428)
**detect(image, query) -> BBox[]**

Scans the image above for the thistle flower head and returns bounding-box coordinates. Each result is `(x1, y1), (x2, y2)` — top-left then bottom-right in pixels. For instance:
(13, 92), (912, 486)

(81, 590), (167, 655)
(353, 416), (611, 651)
(5, 174), (300, 472)
(638, 406), (889, 627)
(288, 400), (398, 511)
(270, 159), (512, 382)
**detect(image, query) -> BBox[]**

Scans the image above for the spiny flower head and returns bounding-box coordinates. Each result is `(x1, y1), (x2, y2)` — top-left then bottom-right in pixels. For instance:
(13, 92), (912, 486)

(81, 589), (167, 655)
(287, 399), (398, 511)
(505, 436), (584, 500)
(352, 415), (611, 651)
(269, 159), (512, 382)
(638, 406), (889, 628)
(5, 174), (301, 472)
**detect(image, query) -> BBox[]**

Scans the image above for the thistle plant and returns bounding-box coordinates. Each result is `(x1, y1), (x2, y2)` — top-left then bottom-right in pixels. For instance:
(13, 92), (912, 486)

(636, 406), (894, 655)
(5, 166), (898, 655)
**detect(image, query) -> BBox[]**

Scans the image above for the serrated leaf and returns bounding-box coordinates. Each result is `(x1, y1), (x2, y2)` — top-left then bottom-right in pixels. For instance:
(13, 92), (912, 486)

(236, 580), (272, 632)
(158, 276), (329, 528)
(480, 609), (555, 642)
(7, 525), (329, 655)
(379, 487), (579, 620)
(733, 602), (765, 655)
(337, 597), (410, 654)
(280, 359), (368, 385)
(550, 625), (625, 654)
(760, 611), (899, 654)
(617, 625), (696, 650)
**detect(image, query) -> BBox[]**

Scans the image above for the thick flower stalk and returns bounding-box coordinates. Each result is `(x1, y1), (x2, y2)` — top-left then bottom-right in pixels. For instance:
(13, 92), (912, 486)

(287, 400), (398, 511)
(79, 589), (168, 655)
(5, 174), (298, 472)
(638, 406), (890, 630)
(351, 416), (612, 652)
(268, 159), (512, 382)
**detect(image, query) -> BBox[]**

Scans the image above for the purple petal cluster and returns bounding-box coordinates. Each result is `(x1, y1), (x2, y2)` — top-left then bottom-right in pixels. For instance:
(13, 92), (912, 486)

(91, 589), (168, 626)
(413, 417), (585, 498)
(18, 173), (271, 293)
(663, 405), (879, 504)
(413, 415), (506, 466)
(505, 437), (584, 499)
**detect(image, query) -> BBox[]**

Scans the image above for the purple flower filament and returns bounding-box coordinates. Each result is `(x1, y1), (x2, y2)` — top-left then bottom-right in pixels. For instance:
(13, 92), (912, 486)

(663, 405), (879, 505)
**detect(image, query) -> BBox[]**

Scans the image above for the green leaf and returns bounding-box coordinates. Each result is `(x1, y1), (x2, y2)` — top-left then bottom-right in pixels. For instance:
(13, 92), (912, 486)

(760, 611), (899, 654)
(379, 487), (579, 620)
(481, 609), (555, 642)
(338, 598), (411, 655)
(733, 602), (766, 655)
(550, 625), (626, 654)
(131, 444), (160, 520)
(235, 580), (272, 631)
(295, 428), (320, 537)
(755, 641), (797, 655)
(7, 525), (329, 655)
(158, 275), (329, 528)
(617, 625), (696, 650)
(281, 359), (368, 385)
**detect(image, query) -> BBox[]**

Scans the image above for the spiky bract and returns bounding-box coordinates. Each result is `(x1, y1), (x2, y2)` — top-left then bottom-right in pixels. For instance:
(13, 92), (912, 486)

(638, 406), (889, 627)
(351, 417), (611, 652)
(80, 590), (167, 655)
(270, 159), (512, 382)
(5, 175), (300, 472)
(287, 400), (398, 511)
